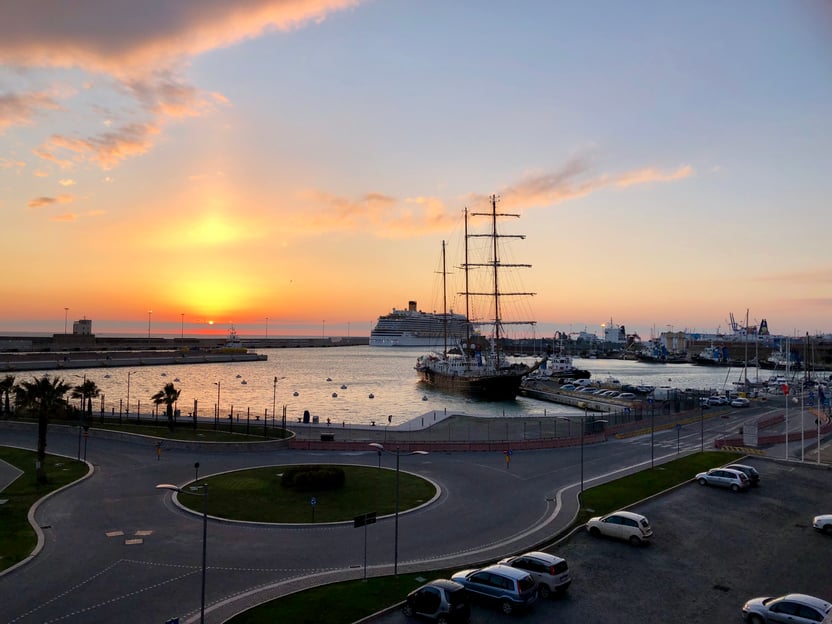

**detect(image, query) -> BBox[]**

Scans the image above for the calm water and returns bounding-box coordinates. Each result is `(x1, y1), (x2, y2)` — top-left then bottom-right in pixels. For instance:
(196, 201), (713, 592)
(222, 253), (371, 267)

(15, 346), (758, 426)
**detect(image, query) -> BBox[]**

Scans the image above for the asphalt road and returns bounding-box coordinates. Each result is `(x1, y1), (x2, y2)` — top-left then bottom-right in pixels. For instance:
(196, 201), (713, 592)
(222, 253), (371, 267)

(0, 402), (827, 624)
(371, 458), (832, 624)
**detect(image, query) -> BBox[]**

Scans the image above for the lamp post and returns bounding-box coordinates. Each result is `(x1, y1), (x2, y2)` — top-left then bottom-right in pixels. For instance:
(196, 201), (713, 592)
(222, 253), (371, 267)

(265, 317), (269, 339)
(181, 313), (185, 339)
(156, 483), (208, 624)
(368, 443), (428, 576)
(214, 381), (221, 427)
(558, 415), (607, 494)
(272, 376), (277, 431)
(64, 307), (69, 334)
(147, 310), (153, 338)
(126, 370), (136, 417)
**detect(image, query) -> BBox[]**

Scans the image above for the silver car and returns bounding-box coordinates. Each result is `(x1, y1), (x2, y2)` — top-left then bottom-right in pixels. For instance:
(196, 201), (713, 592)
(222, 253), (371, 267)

(498, 551), (571, 598)
(451, 564), (538, 614)
(695, 467), (749, 492)
(742, 593), (832, 623)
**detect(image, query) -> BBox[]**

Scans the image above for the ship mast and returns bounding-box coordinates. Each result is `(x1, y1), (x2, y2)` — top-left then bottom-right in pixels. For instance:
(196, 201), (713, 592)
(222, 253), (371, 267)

(442, 239), (448, 356)
(465, 194), (536, 367)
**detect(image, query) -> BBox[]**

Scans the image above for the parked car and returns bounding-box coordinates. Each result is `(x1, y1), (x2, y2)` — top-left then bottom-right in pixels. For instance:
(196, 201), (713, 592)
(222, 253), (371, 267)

(450, 564), (538, 614)
(559, 384), (576, 391)
(402, 579), (471, 623)
(695, 467), (750, 492)
(699, 397), (711, 408)
(498, 551), (571, 598)
(742, 593), (832, 624)
(586, 510), (653, 546)
(731, 397), (751, 408)
(616, 392), (636, 400)
(708, 395), (728, 406)
(725, 463), (760, 486)
(813, 514), (832, 534)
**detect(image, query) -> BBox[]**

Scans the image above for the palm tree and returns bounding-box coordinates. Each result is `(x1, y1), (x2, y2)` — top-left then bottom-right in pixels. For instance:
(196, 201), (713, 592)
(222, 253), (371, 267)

(0, 374), (15, 416)
(14, 375), (71, 483)
(151, 382), (181, 431)
(71, 379), (100, 421)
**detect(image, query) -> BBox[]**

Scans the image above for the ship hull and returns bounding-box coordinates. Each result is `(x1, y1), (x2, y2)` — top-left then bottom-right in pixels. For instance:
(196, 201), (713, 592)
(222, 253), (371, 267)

(418, 368), (526, 400)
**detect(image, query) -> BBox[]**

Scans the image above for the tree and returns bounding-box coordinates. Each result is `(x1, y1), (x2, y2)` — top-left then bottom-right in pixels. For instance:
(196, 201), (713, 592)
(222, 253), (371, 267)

(71, 379), (100, 420)
(151, 382), (181, 431)
(14, 375), (71, 483)
(0, 374), (15, 416)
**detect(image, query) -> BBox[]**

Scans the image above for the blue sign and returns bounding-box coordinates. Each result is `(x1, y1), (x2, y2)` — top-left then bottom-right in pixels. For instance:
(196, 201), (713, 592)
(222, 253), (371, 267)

(310, 497), (317, 506)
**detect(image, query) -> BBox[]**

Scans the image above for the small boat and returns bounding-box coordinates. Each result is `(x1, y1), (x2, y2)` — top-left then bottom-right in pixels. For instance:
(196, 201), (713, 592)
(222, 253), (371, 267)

(326, 377), (332, 382)
(236, 374), (242, 378)
(293, 391), (299, 397)
(241, 380), (247, 385)
(368, 393), (374, 399)
(340, 384), (347, 390)
(332, 392), (338, 398)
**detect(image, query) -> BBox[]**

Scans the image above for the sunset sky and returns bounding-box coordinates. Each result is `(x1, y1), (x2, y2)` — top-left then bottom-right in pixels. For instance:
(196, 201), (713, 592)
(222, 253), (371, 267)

(1, 1), (830, 339)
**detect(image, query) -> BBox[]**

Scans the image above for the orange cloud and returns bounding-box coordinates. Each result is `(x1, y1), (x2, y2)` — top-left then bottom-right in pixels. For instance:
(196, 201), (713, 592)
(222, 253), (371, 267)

(37, 122), (160, 169)
(0, 91), (62, 131)
(27, 194), (74, 208)
(50, 213), (77, 222)
(615, 165), (694, 187)
(0, 1), (364, 75)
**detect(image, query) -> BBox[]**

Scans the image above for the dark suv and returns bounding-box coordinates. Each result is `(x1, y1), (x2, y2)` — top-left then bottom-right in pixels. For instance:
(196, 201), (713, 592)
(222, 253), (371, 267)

(402, 579), (471, 623)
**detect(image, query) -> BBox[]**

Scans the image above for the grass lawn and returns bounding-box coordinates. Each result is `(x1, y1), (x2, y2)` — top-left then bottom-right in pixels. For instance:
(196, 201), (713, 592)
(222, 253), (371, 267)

(0, 447), (89, 572)
(176, 465), (437, 523)
(227, 450), (744, 623)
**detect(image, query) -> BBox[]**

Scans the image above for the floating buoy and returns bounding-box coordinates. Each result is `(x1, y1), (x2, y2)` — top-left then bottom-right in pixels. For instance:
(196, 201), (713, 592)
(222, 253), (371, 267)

(332, 392), (338, 398)
(293, 391), (299, 397)
(236, 374), (242, 378)
(161, 372), (167, 377)
(104, 374), (111, 378)
(241, 380), (247, 385)
(173, 378), (180, 382)
(340, 384), (347, 390)
(326, 377), (332, 382)
(368, 393), (374, 399)
(422, 395), (428, 401)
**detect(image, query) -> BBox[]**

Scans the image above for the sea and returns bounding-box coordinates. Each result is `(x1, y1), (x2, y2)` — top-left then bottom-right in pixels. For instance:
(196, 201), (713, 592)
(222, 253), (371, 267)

(12, 346), (765, 426)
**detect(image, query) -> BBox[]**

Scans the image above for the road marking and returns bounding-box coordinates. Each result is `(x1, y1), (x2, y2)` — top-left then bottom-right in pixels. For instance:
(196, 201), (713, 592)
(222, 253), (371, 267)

(105, 531), (124, 537)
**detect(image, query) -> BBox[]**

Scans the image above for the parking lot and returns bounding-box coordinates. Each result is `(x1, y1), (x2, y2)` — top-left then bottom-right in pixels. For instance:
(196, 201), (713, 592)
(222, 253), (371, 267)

(374, 457), (832, 624)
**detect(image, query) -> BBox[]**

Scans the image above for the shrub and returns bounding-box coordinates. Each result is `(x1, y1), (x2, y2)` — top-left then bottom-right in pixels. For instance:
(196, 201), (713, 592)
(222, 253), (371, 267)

(281, 465), (345, 491)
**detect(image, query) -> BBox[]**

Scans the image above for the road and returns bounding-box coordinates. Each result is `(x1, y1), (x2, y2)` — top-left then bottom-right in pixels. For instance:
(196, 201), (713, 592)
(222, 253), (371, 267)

(0, 402), (826, 623)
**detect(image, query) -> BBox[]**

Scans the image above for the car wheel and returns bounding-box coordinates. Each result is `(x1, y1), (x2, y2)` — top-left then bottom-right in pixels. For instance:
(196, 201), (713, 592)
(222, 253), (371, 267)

(589, 526), (601, 537)
(629, 535), (642, 546)
(731, 484), (739, 492)
(436, 616), (449, 624)
(538, 583), (551, 599)
(698, 478), (707, 486)
(501, 600), (514, 615)
(402, 603), (414, 617)
(823, 524), (832, 535)
(748, 614), (765, 624)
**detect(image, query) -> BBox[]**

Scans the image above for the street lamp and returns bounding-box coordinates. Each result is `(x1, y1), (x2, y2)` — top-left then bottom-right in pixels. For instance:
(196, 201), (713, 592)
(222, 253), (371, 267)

(126, 370), (136, 417)
(368, 443), (428, 576)
(214, 381), (221, 427)
(265, 317), (269, 339)
(147, 310), (153, 338)
(64, 307), (69, 334)
(156, 483), (208, 624)
(558, 414), (607, 494)
(181, 313), (185, 340)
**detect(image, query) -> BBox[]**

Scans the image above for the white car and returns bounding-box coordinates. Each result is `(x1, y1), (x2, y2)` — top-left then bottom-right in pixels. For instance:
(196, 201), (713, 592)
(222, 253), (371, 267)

(586, 510), (652, 546)
(498, 551), (571, 598)
(742, 593), (832, 624)
(731, 397), (751, 408)
(695, 467), (750, 492)
(813, 514), (832, 535)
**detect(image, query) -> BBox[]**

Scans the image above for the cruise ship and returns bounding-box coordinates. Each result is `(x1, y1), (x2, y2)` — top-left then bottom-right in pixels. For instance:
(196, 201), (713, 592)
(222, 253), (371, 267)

(370, 301), (478, 347)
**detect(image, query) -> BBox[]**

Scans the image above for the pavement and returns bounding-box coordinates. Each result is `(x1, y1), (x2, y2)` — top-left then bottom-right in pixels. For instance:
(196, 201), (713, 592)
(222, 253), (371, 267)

(1, 403), (831, 624)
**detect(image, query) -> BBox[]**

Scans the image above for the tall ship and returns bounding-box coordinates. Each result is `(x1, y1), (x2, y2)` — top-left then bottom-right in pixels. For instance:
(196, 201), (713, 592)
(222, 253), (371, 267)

(369, 301), (478, 347)
(415, 195), (544, 400)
